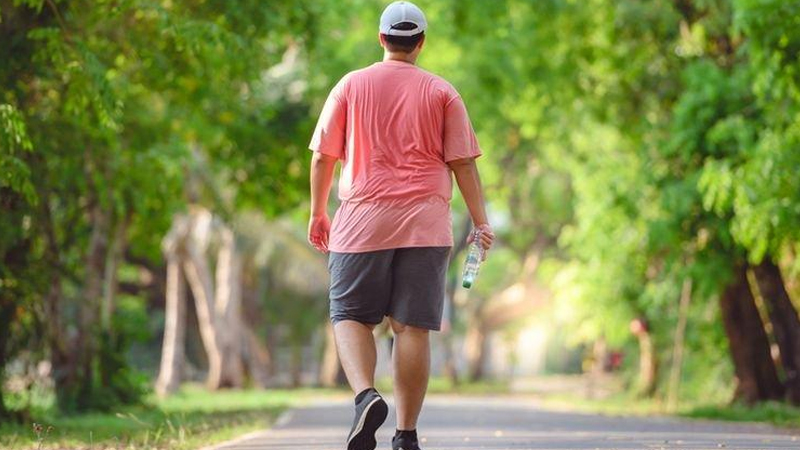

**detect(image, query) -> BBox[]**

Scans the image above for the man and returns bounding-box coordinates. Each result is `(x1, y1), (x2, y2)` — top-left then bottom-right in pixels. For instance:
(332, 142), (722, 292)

(307, 2), (494, 449)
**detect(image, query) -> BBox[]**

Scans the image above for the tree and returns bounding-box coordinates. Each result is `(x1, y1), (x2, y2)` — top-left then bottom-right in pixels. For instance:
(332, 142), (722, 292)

(1, 0), (335, 411)
(719, 264), (783, 403)
(752, 261), (800, 404)
(158, 208), (244, 392)
(0, 102), (39, 420)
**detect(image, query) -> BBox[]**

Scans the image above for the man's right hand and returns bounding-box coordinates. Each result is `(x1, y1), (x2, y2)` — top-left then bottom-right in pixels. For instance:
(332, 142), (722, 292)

(308, 213), (331, 253)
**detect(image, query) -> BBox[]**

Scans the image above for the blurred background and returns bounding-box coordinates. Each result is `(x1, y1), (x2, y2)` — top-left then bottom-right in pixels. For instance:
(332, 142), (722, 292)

(2, 0), (800, 448)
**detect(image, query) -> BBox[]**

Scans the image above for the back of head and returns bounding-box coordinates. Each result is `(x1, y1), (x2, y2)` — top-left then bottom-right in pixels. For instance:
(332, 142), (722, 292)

(379, 1), (427, 53)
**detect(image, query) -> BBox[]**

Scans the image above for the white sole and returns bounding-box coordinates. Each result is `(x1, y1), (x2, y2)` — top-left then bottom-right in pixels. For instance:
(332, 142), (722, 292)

(347, 396), (382, 444)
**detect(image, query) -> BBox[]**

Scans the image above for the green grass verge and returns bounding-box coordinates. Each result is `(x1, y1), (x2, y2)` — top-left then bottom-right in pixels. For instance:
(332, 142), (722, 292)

(0, 385), (345, 450)
(376, 375), (510, 396)
(536, 392), (668, 416)
(684, 401), (800, 429)
(536, 391), (800, 429)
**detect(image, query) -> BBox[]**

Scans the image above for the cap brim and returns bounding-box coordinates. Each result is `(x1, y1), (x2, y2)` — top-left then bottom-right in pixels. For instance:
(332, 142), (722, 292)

(385, 29), (424, 36)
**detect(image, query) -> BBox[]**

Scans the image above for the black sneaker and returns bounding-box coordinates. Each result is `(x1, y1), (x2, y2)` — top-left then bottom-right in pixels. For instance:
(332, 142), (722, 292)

(392, 431), (421, 450)
(346, 388), (388, 450)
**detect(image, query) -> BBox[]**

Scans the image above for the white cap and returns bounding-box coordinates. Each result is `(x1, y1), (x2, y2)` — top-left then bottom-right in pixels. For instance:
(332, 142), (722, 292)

(379, 1), (427, 37)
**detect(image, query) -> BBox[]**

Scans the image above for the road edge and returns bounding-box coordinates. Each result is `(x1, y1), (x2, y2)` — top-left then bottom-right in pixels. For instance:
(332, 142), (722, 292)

(197, 410), (295, 450)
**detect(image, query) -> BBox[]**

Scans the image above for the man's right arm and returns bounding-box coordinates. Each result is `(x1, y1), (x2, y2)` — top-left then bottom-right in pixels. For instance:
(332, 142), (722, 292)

(447, 157), (494, 251)
(307, 77), (347, 253)
(308, 151), (338, 253)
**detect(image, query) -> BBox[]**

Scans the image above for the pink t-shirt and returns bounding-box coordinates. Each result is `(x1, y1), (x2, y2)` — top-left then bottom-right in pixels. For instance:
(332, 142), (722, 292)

(309, 60), (481, 253)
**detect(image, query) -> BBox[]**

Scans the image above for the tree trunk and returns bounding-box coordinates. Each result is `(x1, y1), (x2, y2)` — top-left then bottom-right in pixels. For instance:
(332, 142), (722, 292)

(98, 215), (130, 392)
(42, 195), (74, 411)
(180, 210), (245, 389)
(667, 278), (692, 410)
(76, 203), (109, 409)
(441, 269), (461, 385)
(266, 328), (279, 378)
(240, 265), (271, 388)
(592, 337), (608, 374)
(635, 324), (657, 397)
(181, 213), (225, 389)
(465, 325), (487, 382)
(183, 244), (226, 389)
(719, 265), (783, 404)
(158, 210), (247, 391)
(753, 259), (800, 405)
(242, 326), (271, 388)
(155, 254), (187, 397)
(440, 304), (459, 385)
(319, 322), (342, 387)
(291, 345), (303, 388)
(585, 337), (608, 400)
(441, 214), (472, 385)
(213, 227), (244, 388)
(47, 279), (74, 411)
(101, 216), (128, 331)
(0, 298), (15, 420)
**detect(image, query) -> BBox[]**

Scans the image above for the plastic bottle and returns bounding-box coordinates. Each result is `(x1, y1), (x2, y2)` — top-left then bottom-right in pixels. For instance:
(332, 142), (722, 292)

(462, 229), (485, 289)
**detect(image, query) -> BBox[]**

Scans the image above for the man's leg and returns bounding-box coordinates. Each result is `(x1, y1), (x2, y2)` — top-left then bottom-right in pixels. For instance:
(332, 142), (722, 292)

(334, 319), (377, 393)
(334, 319), (389, 450)
(389, 317), (430, 430)
(328, 249), (393, 450)
(386, 246), (450, 450)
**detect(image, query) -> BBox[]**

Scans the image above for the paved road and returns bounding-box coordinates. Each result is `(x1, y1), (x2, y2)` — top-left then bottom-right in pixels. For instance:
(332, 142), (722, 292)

(213, 396), (799, 450)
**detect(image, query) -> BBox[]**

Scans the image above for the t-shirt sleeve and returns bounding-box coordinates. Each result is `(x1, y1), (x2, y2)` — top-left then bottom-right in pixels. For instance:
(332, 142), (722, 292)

(443, 93), (482, 162)
(309, 77), (348, 159)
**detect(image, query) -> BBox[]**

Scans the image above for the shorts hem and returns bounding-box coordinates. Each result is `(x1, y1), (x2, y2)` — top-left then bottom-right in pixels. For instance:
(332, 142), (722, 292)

(387, 315), (442, 332)
(330, 315), (383, 326)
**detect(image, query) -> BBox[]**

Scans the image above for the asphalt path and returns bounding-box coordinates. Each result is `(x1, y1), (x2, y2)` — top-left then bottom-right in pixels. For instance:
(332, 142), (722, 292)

(212, 395), (800, 450)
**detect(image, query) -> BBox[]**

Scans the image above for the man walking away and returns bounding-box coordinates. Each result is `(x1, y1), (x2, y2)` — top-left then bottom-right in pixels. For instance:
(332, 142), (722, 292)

(308, 2), (494, 449)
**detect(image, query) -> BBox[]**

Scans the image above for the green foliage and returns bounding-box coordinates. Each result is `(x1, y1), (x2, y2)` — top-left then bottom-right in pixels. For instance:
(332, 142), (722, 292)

(0, 0), (341, 414)
(0, 103), (35, 203)
(470, 247), (521, 300)
(696, 0), (800, 264)
(2, 0), (799, 420)
(537, 389), (800, 428)
(416, 0), (799, 406)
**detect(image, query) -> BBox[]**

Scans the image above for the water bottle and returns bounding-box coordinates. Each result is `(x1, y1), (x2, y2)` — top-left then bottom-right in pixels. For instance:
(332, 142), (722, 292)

(462, 230), (485, 289)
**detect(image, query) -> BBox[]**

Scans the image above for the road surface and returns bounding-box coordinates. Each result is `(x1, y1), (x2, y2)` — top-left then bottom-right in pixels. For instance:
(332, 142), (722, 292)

(212, 395), (799, 449)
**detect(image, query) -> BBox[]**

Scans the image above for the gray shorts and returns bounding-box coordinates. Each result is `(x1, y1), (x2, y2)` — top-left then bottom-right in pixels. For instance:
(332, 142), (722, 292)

(327, 247), (452, 331)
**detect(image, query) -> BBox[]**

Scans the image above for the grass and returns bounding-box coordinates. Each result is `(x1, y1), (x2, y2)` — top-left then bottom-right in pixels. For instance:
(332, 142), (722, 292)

(535, 390), (800, 430)
(0, 384), (346, 450)
(684, 401), (800, 429)
(376, 375), (510, 396)
(426, 376), (510, 395)
(375, 377), (511, 395)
